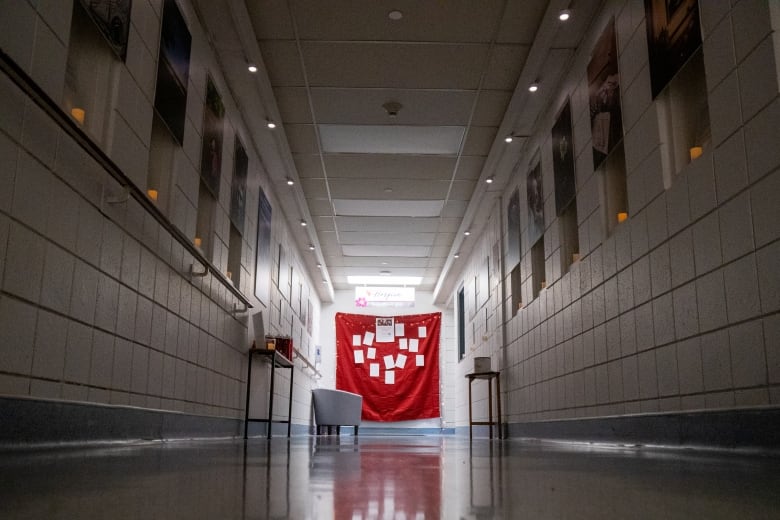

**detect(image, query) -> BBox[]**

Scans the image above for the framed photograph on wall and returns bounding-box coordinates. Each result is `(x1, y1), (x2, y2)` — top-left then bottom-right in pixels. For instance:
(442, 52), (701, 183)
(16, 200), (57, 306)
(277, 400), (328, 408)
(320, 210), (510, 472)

(645, 0), (702, 99)
(506, 187), (521, 271)
(588, 18), (623, 170)
(154, 0), (191, 144)
(200, 77), (225, 197)
(230, 138), (248, 234)
(78, 0), (132, 60)
(552, 100), (576, 215)
(254, 187), (272, 305)
(526, 161), (544, 245)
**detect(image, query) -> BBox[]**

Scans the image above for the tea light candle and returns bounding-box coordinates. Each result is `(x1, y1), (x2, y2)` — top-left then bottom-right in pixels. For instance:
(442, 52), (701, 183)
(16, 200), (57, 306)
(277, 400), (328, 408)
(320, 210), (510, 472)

(71, 108), (85, 125)
(147, 189), (158, 201)
(689, 146), (703, 160)
(226, 271), (232, 280)
(572, 253), (580, 263)
(617, 212), (628, 223)
(540, 281), (547, 289)
(193, 237), (202, 247)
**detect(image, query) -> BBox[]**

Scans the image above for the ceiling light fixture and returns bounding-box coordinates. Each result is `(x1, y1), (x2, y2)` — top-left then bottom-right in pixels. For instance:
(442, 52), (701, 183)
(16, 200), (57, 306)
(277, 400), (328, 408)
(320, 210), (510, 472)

(454, 253), (460, 259)
(316, 263), (322, 268)
(505, 135), (514, 143)
(559, 9), (571, 21)
(464, 230), (471, 236)
(308, 244), (315, 251)
(300, 220), (307, 226)
(486, 176), (494, 184)
(388, 10), (403, 20)
(286, 177), (294, 186)
(528, 82), (539, 92)
(380, 270), (391, 276)
(247, 64), (258, 73)
(347, 275), (422, 286)
(266, 121), (277, 129)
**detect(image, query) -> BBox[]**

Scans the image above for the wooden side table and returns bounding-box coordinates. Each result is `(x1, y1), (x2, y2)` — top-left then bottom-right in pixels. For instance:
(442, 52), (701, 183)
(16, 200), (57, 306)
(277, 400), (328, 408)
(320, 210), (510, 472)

(244, 348), (294, 439)
(465, 371), (502, 440)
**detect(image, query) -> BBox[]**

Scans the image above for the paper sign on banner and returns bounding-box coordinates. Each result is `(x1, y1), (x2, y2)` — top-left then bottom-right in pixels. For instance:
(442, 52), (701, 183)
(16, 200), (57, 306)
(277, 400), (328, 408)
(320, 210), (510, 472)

(383, 355), (395, 369)
(376, 317), (394, 342)
(385, 371), (395, 384)
(367, 347), (376, 359)
(352, 335), (361, 347)
(409, 338), (419, 352)
(369, 363), (380, 377)
(416, 355), (425, 366)
(418, 326), (427, 338)
(354, 350), (364, 364)
(396, 353), (407, 368)
(395, 323), (405, 336)
(399, 338), (408, 350)
(363, 331), (374, 346)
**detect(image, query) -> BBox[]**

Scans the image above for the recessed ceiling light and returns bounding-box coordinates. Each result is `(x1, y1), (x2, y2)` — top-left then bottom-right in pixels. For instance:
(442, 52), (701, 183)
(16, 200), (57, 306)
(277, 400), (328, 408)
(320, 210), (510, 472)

(316, 263), (322, 268)
(380, 270), (391, 275)
(505, 135), (513, 143)
(267, 121), (277, 129)
(381, 262), (388, 265)
(247, 64), (258, 73)
(384, 187), (393, 193)
(464, 230), (471, 236)
(300, 220), (307, 226)
(559, 9), (571, 21)
(308, 244), (315, 251)
(528, 83), (539, 92)
(486, 176), (494, 184)
(286, 178), (294, 186)
(454, 253), (460, 259)
(388, 10), (403, 20)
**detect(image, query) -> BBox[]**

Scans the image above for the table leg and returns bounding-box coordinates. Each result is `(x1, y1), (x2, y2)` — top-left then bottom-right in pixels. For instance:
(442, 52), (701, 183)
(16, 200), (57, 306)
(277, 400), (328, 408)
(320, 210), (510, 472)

(496, 374), (502, 439)
(468, 379), (473, 441)
(488, 376), (493, 440)
(268, 352), (276, 439)
(244, 351), (253, 440)
(287, 364), (294, 437)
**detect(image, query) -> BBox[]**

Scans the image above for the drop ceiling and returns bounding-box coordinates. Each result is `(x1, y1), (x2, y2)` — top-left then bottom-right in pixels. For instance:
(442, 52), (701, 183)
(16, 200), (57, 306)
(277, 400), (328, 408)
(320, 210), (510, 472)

(192, 0), (601, 304)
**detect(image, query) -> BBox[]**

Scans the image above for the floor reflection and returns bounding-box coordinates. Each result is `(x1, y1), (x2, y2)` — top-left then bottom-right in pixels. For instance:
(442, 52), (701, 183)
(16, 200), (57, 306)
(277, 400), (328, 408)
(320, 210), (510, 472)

(0, 436), (779, 519)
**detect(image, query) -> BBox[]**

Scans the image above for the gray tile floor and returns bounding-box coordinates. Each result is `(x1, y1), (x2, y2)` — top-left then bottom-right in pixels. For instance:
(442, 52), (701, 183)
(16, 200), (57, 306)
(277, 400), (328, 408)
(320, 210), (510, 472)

(1, 436), (779, 519)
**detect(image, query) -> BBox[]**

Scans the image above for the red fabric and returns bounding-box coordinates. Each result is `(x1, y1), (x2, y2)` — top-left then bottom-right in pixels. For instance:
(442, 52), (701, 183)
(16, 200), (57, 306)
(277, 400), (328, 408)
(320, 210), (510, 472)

(336, 312), (440, 422)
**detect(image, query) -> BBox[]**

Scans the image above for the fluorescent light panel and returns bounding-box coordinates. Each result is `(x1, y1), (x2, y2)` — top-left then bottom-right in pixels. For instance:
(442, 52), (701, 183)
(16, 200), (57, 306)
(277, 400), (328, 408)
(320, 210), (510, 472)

(333, 199), (444, 217)
(319, 125), (465, 155)
(347, 275), (422, 285)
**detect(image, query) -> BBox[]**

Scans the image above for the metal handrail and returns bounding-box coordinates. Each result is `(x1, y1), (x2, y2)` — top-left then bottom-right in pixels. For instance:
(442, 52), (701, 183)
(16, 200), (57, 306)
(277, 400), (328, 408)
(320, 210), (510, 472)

(1, 49), (252, 307)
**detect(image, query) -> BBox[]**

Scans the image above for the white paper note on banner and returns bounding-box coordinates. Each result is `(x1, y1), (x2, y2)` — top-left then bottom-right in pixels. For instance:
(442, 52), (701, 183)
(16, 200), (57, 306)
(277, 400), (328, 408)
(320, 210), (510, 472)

(395, 323), (405, 336)
(383, 355), (395, 369)
(367, 347), (376, 359)
(385, 370), (395, 384)
(369, 363), (380, 377)
(363, 331), (374, 346)
(396, 353), (407, 369)
(418, 326), (427, 338)
(354, 350), (364, 364)
(409, 339), (419, 352)
(399, 338), (408, 350)
(416, 355), (425, 367)
(352, 335), (361, 347)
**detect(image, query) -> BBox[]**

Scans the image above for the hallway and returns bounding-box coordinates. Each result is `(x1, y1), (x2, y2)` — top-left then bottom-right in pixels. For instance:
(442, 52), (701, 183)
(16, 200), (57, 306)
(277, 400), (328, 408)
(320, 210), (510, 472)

(2, 436), (779, 519)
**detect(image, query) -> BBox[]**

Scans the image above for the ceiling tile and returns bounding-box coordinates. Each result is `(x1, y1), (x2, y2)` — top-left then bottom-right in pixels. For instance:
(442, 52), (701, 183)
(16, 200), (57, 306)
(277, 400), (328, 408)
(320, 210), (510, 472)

(324, 154), (457, 181)
(306, 198), (334, 216)
(290, 0), (505, 43)
(497, 0), (549, 44)
(441, 200), (468, 218)
(483, 44), (530, 90)
(247, 0), (294, 39)
(284, 124), (320, 153)
(258, 41), (304, 86)
(471, 90), (512, 126)
(338, 232), (436, 246)
(328, 178), (451, 200)
(319, 125), (465, 155)
(342, 245), (431, 257)
(300, 178), (329, 199)
(462, 126), (497, 155)
(301, 42), (489, 89)
(456, 156), (487, 180)
(333, 199), (444, 217)
(310, 88), (476, 126)
(273, 87), (312, 123)
(314, 216), (335, 231)
(335, 216), (440, 233)
(448, 180), (478, 201)
(292, 154), (324, 178)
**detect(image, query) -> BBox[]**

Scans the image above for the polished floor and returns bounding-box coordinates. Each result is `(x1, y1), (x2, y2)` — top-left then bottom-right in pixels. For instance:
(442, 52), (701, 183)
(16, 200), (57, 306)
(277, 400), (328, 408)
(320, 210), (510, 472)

(1, 435), (779, 519)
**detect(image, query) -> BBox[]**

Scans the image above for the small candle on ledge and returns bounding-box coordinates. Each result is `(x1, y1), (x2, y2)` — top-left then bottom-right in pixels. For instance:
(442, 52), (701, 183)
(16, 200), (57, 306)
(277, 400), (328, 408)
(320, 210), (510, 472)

(572, 253), (580, 263)
(226, 271), (232, 280)
(689, 146), (703, 160)
(540, 281), (547, 289)
(71, 108), (85, 125)
(147, 189), (158, 201)
(617, 212), (628, 223)
(193, 237), (202, 247)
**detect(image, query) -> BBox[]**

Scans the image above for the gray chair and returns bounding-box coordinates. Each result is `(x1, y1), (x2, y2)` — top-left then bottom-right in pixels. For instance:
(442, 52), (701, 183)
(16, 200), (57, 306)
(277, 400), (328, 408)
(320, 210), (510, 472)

(312, 388), (362, 436)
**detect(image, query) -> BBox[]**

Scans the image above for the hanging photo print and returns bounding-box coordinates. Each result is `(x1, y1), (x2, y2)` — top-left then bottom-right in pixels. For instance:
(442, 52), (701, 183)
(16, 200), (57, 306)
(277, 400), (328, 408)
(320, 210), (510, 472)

(588, 18), (623, 170)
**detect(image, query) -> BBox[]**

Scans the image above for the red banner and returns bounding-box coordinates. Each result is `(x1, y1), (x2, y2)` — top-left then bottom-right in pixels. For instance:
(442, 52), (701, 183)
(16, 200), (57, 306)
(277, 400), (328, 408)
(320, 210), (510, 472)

(336, 312), (440, 422)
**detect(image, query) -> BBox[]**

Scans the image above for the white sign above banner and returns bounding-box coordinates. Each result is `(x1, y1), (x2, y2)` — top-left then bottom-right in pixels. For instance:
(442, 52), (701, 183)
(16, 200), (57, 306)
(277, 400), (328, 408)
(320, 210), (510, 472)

(355, 286), (415, 307)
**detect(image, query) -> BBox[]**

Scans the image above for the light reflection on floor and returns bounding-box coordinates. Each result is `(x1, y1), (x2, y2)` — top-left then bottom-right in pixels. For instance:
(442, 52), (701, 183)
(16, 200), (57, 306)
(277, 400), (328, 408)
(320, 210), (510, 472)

(0, 435), (779, 519)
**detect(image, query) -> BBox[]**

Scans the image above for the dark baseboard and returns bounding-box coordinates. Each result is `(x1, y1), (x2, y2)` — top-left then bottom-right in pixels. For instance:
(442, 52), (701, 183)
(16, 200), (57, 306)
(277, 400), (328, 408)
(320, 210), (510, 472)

(0, 396), (241, 447)
(505, 407), (780, 450)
